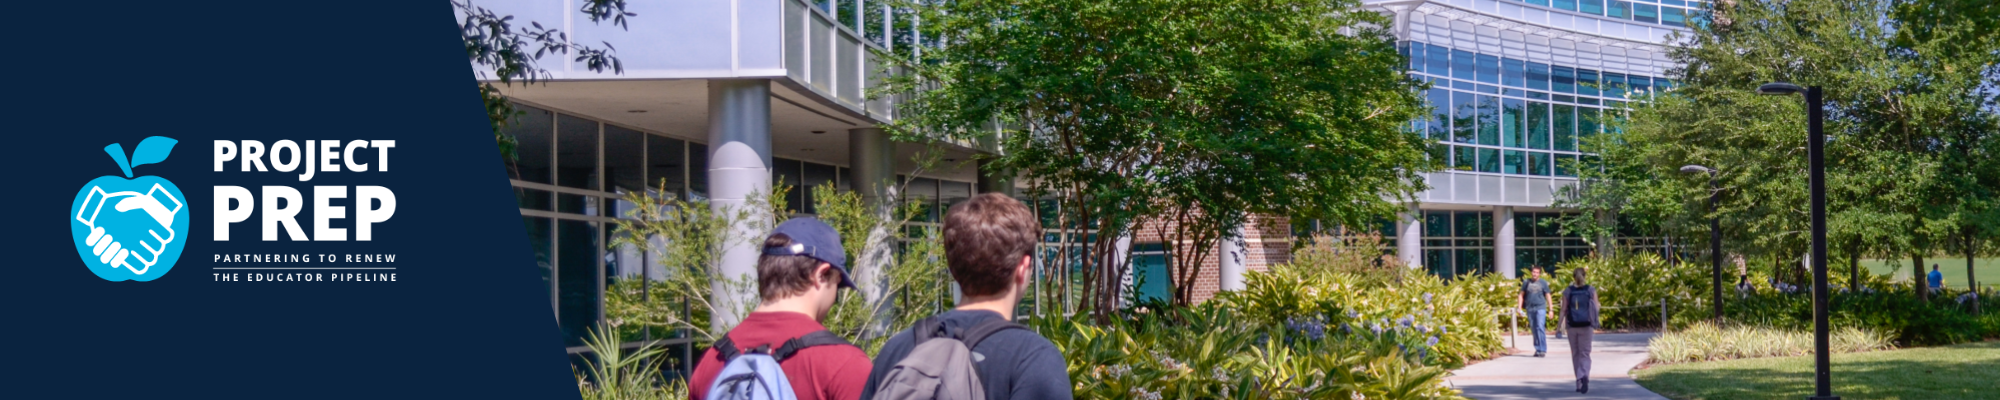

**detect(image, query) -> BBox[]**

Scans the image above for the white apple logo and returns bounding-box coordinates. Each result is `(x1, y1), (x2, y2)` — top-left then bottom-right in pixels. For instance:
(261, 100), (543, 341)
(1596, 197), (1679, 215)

(70, 136), (187, 282)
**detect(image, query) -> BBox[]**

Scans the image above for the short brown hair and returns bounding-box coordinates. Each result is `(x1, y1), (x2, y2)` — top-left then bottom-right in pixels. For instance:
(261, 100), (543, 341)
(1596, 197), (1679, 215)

(757, 234), (836, 302)
(943, 193), (1042, 297)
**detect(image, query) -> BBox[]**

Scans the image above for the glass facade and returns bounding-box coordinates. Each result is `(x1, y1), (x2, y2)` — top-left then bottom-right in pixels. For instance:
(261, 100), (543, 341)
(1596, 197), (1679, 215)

(1420, 211), (1592, 279)
(1402, 40), (1668, 178)
(504, 103), (977, 347)
(1500, 0), (1709, 28)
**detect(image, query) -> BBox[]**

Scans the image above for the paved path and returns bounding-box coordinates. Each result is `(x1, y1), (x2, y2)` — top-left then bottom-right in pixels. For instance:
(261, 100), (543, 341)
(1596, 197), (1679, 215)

(1447, 331), (1667, 400)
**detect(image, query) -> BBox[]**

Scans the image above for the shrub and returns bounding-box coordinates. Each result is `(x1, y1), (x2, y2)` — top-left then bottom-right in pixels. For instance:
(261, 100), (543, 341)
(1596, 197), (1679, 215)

(576, 325), (687, 400)
(1545, 253), (1712, 331)
(1646, 322), (1894, 364)
(1032, 304), (1468, 400)
(1215, 245), (1514, 368)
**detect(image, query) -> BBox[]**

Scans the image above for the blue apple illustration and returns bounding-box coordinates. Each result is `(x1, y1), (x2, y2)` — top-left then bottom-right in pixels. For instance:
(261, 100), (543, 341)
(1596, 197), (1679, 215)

(70, 136), (188, 282)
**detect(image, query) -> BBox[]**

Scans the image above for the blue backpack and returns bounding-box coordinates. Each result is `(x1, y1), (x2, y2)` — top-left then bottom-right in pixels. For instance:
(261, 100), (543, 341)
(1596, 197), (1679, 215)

(704, 330), (853, 400)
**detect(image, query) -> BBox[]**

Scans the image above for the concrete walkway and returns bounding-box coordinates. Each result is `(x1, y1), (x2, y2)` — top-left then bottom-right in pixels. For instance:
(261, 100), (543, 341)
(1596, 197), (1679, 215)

(1447, 331), (1667, 400)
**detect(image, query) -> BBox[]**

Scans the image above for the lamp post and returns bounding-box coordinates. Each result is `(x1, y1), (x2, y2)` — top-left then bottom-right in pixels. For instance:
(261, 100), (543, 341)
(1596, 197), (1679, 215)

(1680, 165), (1723, 323)
(1758, 82), (1836, 400)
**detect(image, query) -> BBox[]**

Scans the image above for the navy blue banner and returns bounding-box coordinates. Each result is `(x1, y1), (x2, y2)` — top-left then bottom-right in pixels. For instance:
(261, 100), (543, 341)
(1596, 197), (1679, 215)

(0, 2), (574, 398)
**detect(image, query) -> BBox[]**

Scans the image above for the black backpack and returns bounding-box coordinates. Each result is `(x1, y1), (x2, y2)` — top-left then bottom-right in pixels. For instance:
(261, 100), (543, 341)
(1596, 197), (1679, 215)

(1566, 285), (1596, 327)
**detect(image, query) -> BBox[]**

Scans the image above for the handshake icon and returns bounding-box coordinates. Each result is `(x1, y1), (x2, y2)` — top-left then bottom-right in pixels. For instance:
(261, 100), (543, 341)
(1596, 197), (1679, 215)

(70, 136), (189, 282)
(75, 183), (184, 276)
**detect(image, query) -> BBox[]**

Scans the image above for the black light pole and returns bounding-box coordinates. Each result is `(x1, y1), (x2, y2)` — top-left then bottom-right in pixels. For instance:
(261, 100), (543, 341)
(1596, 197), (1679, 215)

(1759, 82), (1836, 400)
(1681, 165), (1723, 323)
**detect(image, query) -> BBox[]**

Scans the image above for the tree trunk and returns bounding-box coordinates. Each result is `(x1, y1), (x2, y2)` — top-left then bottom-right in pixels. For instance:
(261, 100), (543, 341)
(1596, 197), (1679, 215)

(1849, 237), (1861, 292)
(1969, 232), (1979, 315)
(1916, 252), (1928, 301)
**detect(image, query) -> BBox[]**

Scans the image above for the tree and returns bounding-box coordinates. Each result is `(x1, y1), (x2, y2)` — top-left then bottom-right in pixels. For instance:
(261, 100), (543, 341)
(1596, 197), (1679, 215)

(887, 0), (1434, 316)
(1561, 0), (2000, 299)
(456, 0), (632, 174)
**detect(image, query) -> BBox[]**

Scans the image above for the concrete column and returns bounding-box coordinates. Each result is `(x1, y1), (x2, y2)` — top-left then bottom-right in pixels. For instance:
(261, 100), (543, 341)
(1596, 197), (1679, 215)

(1496, 206), (1517, 279)
(847, 127), (896, 339)
(1112, 233), (1133, 308)
(1398, 204), (1423, 269)
(1219, 222), (1248, 292)
(706, 79), (772, 332)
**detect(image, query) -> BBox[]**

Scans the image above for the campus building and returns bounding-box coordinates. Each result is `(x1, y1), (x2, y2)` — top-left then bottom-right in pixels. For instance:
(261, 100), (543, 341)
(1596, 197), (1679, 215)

(472, 0), (1697, 346)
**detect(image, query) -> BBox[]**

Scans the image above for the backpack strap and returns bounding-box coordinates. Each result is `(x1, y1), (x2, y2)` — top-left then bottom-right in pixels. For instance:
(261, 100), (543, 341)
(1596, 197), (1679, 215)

(710, 334), (789, 363)
(912, 316), (947, 342)
(958, 317), (1027, 350)
(771, 330), (853, 363)
(712, 335), (741, 362)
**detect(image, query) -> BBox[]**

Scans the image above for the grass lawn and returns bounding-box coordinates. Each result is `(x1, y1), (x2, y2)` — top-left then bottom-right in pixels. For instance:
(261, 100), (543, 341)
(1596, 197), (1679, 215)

(1860, 257), (2000, 290)
(1633, 341), (2000, 400)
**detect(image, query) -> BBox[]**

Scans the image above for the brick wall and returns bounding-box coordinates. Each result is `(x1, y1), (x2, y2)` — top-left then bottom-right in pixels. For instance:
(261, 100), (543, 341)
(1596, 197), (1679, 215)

(1132, 214), (1293, 304)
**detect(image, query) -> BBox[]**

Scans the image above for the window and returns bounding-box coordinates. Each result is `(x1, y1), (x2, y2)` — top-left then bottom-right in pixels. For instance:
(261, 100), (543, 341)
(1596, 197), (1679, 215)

(688, 143), (709, 200)
(1580, 0), (1605, 15)
(1503, 98), (1525, 148)
(645, 136), (687, 199)
(1452, 49), (1476, 80)
(1528, 101), (1552, 150)
(1503, 150), (1525, 174)
(1477, 95), (1499, 146)
(1129, 244), (1171, 303)
(508, 105), (555, 184)
(1527, 62), (1551, 90)
(1629, 75), (1652, 97)
(1577, 69), (1600, 97)
(1556, 154), (1580, 177)
(802, 162), (838, 214)
(1427, 44), (1451, 76)
(1554, 0), (1578, 12)
(1406, 42), (1424, 71)
(556, 219), (599, 346)
(773, 158), (804, 213)
(603, 124), (647, 197)
(556, 114), (600, 190)
(1579, 107), (1602, 143)
(1453, 145), (1475, 171)
(1503, 58), (1526, 87)
(1634, 3), (1659, 24)
(1554, 104), (1577, 151)
(1476, 54), (1500, 84)
(1528, 0), (1550, 7)
(1553, 66), (1576, 93)
(1478, 147), (1501, 173)
(1429, 88), (1451, 139)
(1604, 73), (1627, 98)
(1608, 0), (1631, 18)
(1662, 7), (1686, 27)
(1453, 91), (1476, 143)
(1530, 152), (1553, 176)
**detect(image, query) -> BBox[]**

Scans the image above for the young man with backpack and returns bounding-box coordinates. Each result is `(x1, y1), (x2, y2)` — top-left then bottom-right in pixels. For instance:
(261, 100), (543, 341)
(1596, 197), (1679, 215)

(690, 218), (871, 400)
(860, 193), (1073, 400)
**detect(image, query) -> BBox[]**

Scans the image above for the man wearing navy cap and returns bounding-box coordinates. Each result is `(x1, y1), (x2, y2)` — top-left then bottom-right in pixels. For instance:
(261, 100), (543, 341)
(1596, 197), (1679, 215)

(689, 217), (871, 400)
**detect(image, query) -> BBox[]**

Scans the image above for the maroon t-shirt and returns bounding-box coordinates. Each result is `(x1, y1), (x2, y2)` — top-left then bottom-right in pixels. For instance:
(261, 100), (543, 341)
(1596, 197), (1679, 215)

(688, 312), (872, 400)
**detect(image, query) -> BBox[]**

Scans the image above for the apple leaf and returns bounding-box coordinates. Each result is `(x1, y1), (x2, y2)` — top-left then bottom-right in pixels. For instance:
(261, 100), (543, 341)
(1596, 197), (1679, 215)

(129, 136), (178, 170)
(104, 143), (133, 178)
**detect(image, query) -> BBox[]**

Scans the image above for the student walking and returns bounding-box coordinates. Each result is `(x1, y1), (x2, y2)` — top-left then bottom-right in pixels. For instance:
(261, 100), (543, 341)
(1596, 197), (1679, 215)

(690, 218), (871, 400)
(1561, 266), (1601, 394)
(1516, 266), (1555, 357)
(861, 193), (1072, 400)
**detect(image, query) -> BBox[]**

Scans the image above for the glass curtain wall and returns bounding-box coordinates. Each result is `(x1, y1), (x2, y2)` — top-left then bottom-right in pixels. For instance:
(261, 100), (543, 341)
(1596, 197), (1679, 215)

(1402, 40), (1658, 179)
